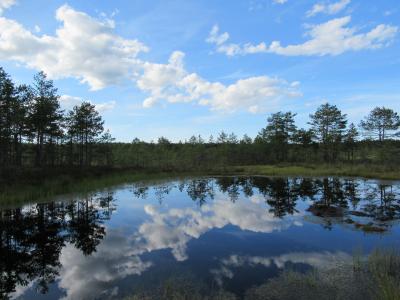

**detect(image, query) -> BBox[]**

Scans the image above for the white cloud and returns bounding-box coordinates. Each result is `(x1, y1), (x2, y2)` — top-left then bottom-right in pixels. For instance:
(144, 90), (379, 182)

(273, 0), (287, 4)
(0, 4), (148, 90)
(0, 4), (299, 113)
(0, 0), (15, 15)
(60, 95), (116, 112)
(307, 0), (350, 17)
(95, 100), (116, 112)
(206, 17), (398, 57)
(206, 24), (229, 45)
(269, 16), (398, 56)
(60, 95), (83, 109)
(137, 51), (300, 113)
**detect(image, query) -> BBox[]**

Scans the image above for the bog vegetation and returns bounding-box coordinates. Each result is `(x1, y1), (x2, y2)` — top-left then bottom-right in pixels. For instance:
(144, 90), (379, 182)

(1, 67), (400, 183)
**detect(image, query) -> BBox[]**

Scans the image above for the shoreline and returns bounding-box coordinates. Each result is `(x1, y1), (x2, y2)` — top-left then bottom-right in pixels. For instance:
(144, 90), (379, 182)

(1, 164), (400, 206)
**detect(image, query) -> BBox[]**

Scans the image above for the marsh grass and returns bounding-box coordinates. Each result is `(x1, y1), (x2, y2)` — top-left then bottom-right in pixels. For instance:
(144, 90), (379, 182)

(246, 249), (400, 300)
(227, 164), (400, 180)
(367, 249), (400, 300)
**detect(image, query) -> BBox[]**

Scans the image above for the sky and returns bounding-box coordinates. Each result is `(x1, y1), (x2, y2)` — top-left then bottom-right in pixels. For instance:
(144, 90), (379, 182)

(0, 0), (399, 142)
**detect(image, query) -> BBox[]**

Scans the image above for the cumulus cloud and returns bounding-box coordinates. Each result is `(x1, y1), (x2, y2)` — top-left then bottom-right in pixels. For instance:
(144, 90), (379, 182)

(0, 0), (15, 15)
(206, 17), (398, 57)
(307, 0), (350, 17)
(137, 51), (300, 113)
(0, 4), (299, 113)
(0, 4), (148, 90)
(60, 95), (116, 112)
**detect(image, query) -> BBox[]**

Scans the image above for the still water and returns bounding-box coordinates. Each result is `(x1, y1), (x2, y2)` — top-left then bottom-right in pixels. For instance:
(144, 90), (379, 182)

(1, 176), (400, 299)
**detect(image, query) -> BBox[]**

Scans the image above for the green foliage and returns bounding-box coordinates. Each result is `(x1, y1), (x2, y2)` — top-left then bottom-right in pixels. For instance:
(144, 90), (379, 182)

(360, 107), (400, 141)
(66, 101), (104, 166)
(0, 67), (112, 170)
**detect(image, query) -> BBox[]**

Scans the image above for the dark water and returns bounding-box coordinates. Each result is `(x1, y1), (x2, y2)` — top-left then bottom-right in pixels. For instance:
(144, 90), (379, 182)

(1, 176), (400, 299)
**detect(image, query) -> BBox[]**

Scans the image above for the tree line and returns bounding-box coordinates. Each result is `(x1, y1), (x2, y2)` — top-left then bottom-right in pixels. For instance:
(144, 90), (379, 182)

(113, 103), (400, 170)
(1, 66), (400, 176)
(0, 67), (114, 169)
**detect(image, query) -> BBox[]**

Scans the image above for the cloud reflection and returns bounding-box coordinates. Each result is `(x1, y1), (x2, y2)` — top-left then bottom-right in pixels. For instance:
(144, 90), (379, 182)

(55, 194), (303, 298)
(57, 231), (152, 300)
(135, 195), (303, 261)
(211, 251), (351, 285)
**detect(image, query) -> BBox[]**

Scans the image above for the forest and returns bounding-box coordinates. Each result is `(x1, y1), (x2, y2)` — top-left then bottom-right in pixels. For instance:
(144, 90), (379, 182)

(1, 67), (400, 183)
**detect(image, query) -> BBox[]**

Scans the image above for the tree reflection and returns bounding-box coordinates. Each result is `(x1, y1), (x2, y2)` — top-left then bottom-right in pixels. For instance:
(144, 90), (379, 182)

(0, 191), (116, 298)
(216, 177), (240, 202)
(363, 184), (400, 222)
(131, 177), (400, 232)
(186, 179), (215, 206)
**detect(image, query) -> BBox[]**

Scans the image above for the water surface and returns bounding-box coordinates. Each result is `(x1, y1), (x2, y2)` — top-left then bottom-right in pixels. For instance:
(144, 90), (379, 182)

(1, 176), (400, 299)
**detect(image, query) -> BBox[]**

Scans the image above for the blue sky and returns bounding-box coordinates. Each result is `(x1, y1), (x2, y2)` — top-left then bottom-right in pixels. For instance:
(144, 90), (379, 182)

(0, 0), (399, 142)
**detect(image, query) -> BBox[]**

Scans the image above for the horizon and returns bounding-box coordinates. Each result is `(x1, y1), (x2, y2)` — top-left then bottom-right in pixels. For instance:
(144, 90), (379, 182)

(0, 0), (399, 142)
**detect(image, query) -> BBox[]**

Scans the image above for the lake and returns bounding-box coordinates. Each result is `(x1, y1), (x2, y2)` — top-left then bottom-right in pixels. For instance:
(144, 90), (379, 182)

(1, 176), (400, 299)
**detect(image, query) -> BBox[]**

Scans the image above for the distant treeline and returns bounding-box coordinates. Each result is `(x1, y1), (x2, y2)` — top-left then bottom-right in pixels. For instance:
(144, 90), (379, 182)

(1, 67), (400, 177)
(113, 103), (400, 170)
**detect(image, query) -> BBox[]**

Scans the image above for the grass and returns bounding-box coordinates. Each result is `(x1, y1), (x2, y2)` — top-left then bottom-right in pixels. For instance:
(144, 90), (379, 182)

(246, 249), (400, 300)
(224, 164), (400, 180)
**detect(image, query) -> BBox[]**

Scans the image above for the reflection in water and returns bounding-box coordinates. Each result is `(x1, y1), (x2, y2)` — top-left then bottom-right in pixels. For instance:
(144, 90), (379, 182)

(211, 251), (351, 286)
(1, 177), (400, 299)
(57, 230), (152, 300)
(0, 191), (116, 298)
